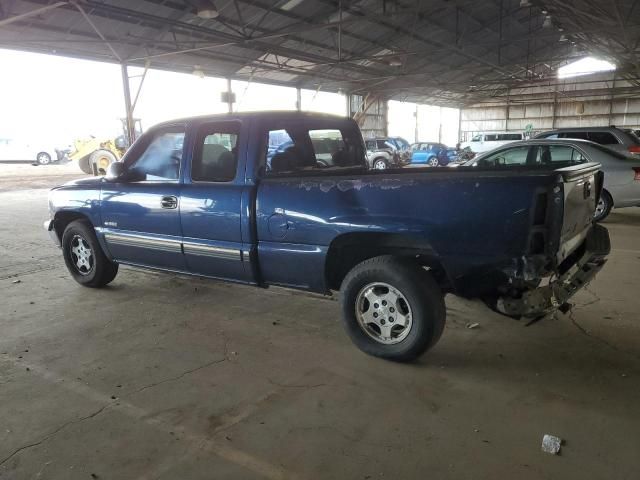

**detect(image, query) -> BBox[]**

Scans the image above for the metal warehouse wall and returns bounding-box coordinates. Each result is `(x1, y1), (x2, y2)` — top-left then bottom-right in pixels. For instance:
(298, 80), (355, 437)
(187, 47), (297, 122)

(350, 95), (388, 139)
(459, 72), (640, 140)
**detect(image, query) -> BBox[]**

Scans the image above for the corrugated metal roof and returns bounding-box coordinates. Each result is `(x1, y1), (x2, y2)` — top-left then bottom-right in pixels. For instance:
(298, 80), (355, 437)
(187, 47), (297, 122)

(0, 0), (638, 107)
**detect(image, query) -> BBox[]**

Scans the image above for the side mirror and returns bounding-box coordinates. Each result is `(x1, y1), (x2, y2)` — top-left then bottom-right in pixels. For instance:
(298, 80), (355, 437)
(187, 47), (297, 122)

(105, 162), (126, 181)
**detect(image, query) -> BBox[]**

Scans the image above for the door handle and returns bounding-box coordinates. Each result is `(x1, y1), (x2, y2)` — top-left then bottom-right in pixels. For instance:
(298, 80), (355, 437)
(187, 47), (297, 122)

(161, 195), (178, 209)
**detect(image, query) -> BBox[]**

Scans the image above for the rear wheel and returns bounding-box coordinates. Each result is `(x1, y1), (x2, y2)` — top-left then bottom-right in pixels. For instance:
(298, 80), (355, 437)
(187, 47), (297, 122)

(89, 150), (117, 175)
(428, 156), (439, 167)
(62, 220), (118, 287)
(594, 190), (613, 222)
(36, 152), (52, 165)
(340, 256), (446, 362)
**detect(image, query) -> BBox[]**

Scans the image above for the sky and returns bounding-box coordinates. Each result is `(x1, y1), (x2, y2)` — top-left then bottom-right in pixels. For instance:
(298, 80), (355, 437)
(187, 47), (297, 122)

(0, 48), (458, 148)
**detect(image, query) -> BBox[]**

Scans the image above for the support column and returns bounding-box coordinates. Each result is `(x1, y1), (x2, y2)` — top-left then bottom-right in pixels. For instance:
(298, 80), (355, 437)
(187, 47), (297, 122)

(227, 78), (233, 113)
(121, 64), (135, 146)
(296, 87), (302, 111)
(551, 90), (558, 129)
(414, 104), (419, 143)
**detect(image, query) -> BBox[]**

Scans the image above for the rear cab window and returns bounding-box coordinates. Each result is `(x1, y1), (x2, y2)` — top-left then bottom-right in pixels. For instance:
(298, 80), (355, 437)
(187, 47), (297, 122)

(263, 121), (366, 176)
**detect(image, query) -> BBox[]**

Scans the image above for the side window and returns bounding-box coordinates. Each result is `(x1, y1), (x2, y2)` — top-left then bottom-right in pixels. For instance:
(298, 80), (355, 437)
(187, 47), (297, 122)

(588, 132), (619, 145)
(539, 133), (558, 139)
(191, 123), (239, 182)
(534, 146), (587, 164)
(365, 140), (376, 150)
(376, 140), (388, 149)
(471, 134), (481, 142)
(484, 134), (498, 142)
(128, 128), (185, 181)
(266, 125), (364, 175)
(479, 146), (530, 166)
(559, 131), (589, 141)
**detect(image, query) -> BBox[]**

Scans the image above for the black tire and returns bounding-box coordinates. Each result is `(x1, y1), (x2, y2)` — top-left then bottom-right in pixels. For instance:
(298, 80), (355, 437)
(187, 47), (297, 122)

(36, 152), (52, 165)
(78, 155), (92, 174)
(89, 150), (117, 175)
(340, 255), (446, 362)
(61, 220), (118, 288)
(594, 190), (613, 222)
(372, 158), (388, 170)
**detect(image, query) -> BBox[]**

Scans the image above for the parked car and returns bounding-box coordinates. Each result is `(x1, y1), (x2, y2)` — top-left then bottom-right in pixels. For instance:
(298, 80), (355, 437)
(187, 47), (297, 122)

(535, 126), (640, 156)
(461, 138), (640, 221)
(460, 132), (523, 154)
(365, 138), (403, 169)
(46, 111), (609, 362)
(385, 136), (411, 152)
(0, 137), (61, 164)
(409, 142), (457, 166)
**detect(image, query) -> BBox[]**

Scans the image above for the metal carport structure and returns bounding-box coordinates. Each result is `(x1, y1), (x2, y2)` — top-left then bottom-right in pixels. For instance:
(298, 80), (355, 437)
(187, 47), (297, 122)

(1, 0), (639, 140)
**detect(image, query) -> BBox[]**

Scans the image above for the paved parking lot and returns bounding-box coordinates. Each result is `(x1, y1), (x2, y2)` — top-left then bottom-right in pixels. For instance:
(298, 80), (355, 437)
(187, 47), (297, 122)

(1, 168), (639, 479)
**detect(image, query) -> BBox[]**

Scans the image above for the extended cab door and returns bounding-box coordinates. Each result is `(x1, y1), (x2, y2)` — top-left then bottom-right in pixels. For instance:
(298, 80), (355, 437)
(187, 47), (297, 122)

(179, 120), (253, 282)
(100, 124), (186, 271)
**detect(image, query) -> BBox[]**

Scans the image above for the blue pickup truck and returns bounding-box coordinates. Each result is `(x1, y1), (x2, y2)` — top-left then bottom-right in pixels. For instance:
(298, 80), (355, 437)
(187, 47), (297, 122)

(46, 112), (610, 361)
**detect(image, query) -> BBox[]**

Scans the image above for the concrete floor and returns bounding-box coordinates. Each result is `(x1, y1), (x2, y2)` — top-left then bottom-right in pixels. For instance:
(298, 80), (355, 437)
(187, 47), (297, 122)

(1, 164), (639, 479)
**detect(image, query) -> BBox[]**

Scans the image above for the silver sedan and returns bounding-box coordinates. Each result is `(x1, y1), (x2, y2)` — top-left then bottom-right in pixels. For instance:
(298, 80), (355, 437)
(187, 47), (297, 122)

(457, 138), (640, 221)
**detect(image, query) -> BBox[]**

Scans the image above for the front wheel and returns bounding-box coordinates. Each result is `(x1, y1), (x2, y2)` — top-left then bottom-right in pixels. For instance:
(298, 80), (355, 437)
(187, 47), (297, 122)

(62, 220), (118, 287)
(36, 152), (52, 165)
(373, 158), (388, 170)
(428, 156), (439, 167)
(594, 190), (613, 222)
(340, 256), (446, 362)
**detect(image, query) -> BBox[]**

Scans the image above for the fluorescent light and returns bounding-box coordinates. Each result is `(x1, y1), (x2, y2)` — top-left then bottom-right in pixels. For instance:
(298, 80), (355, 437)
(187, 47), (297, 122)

(558, 57), (615, 78)
(281, 0), (304, 11)
(192, 65), (205, 78)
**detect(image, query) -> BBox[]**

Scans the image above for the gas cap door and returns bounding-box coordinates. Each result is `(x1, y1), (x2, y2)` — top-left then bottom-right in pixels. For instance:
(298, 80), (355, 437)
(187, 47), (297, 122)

(267, 208), (291, 239)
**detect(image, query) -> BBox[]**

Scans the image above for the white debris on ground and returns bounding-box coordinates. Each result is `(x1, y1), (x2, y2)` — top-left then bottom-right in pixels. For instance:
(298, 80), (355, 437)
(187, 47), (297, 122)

(541, 434), (562, 454)
(466, 322), (480, 329)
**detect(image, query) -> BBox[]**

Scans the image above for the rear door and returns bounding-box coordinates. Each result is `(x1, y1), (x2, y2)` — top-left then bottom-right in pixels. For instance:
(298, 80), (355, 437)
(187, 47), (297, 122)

(101, 124), (186, 270)
(412, 143), (428, 163)
(179, 119), (253, 282)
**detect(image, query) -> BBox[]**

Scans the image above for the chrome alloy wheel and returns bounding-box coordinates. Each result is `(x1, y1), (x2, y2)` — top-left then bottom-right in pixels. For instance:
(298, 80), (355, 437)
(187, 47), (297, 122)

(355, 282), (413, 344)
(37, 153), (51, 164)
(373, 159), (387, 170)
(69, 234), (94, 275)
(595, 197), (606, 218)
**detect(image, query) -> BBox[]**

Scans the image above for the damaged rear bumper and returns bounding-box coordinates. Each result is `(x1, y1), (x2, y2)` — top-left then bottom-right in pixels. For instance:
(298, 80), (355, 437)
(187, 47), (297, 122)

(496, 224), (610, 318)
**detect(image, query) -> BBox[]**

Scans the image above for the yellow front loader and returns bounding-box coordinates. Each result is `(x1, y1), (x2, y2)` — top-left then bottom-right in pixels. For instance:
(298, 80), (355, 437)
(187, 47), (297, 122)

(68, 137), (123, 175)
(68, 119), (142, 175)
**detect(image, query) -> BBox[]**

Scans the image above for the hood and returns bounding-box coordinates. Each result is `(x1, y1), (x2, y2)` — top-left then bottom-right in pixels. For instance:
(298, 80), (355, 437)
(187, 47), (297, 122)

(52, 176), (103, 190)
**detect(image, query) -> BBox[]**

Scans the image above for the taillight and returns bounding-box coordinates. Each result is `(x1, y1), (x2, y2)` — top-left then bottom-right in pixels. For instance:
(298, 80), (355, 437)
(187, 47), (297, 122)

(633, 167), (640, 181)
(628, 145), (640, 154)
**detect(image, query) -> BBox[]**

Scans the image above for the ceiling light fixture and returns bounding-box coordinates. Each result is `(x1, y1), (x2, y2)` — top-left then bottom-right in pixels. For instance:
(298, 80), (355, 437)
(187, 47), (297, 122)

(196, 1), (218, 19)
(519, 0), (531, 7)
(280, 0), (305, 11)
(542, 15), (552, 28)
(389, 58), (402, 67)
(192, 65), (205, 78)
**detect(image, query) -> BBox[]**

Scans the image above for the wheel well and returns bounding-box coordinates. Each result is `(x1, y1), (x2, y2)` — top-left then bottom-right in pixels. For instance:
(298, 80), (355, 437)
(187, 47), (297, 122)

(373, 156), (387, 163)
(325, 233), (450, 291)
(53, 211), (91, 240)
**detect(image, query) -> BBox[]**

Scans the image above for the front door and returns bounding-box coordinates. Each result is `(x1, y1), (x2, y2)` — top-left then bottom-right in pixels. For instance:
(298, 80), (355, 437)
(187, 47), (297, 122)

(101, 124), (186, 271)
(179, 120), (252, 282)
